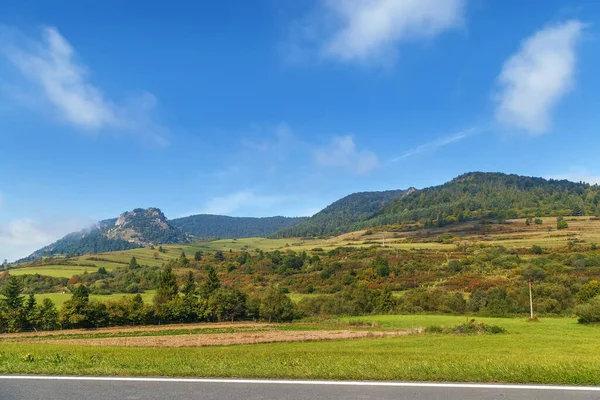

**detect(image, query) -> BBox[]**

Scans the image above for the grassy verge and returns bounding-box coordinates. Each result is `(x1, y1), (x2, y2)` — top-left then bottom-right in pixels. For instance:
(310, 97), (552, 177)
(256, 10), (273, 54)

(1, 315), (600, 384)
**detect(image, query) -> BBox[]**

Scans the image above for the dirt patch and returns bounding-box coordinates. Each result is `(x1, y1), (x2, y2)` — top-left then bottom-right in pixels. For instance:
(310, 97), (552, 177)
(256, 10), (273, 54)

(28, 329), (416, 347)
(1, 322), (275, 339)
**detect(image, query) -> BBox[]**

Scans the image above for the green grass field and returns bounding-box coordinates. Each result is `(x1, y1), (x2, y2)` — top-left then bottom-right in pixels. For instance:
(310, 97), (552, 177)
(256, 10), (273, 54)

(9, 265), (102, 278)
(2, 315), (600, 384)
(35, 291), (157, 308)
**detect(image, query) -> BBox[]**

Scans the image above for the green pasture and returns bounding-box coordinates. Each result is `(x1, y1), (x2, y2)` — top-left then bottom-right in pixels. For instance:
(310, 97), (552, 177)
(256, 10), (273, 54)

(35, 291), (157, 308)
(1, 315), (600, 384)
(8, 265), (102, 279)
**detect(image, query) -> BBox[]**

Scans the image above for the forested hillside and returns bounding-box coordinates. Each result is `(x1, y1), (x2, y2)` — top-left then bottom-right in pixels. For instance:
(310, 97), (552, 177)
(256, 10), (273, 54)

(22, 208), (187, 261)
(274, 189), (410, 238)
(170, 215), (307, 238)
(364, 172), (600, 228)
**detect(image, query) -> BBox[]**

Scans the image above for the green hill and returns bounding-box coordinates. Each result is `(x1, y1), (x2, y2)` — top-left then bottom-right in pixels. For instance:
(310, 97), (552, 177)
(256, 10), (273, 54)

(273, 189), (411, 237)
(22, 208), (187, 261)
(170, 215), (308, 238)
(364, 172), (600, 228)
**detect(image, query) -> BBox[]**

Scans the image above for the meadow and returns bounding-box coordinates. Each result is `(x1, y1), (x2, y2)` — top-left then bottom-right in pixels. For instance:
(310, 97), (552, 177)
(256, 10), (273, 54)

(1, 315), (600, 384)
(34, 291), (157, 308)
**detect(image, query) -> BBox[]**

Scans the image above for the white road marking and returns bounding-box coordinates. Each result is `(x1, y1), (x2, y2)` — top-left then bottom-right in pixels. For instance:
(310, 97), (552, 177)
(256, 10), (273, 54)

(0, 376), (598, 391)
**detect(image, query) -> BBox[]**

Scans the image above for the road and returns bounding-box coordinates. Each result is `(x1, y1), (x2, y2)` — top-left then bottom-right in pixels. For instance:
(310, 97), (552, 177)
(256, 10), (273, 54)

(1, 376), (600, 400)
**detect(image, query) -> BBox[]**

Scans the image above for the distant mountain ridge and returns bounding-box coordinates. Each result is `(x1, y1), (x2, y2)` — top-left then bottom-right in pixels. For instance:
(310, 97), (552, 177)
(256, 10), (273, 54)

(170, 215), (308, 238)
(361, 172), (600, 228)
(22, 209), (306, 261)
(22, 208), (188, 262)
(22, 172), (600, 262)
(273, 189), (412, 238)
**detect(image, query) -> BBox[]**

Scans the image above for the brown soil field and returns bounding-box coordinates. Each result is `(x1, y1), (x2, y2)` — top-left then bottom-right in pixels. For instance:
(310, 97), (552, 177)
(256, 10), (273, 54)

(25, 329), (416, 347)
(0, 322), (275, 339)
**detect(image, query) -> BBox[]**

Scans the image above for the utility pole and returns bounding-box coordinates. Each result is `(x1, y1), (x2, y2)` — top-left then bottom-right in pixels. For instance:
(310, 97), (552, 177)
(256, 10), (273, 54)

(528, 279), (534, 319)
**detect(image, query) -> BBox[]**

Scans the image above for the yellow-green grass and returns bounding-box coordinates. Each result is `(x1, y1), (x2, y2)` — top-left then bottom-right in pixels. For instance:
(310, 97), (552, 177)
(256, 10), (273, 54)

(8, 265), (101, 279)
(289, 291), (405, 303)
(2, 315), (600, 384)
(35, 291), (156, 308)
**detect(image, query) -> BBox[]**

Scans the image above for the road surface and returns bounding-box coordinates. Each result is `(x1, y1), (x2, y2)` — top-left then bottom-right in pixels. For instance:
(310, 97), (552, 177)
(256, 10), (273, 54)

(1, 376), (600, 399)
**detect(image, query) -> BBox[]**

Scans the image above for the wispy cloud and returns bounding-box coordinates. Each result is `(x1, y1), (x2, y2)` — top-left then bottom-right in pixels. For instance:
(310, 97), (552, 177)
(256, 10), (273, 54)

(0, 217), (89, 262)
(494, 20), (584, 134)
(241, 122), (296, 158)
(289, 0), (465, 65)
(0, 26), (168, 144)
(314, 135), (380, 175)
(548, 167), (600, 185)
(389, 128), (476, 162)
(198, 191), (287, 216)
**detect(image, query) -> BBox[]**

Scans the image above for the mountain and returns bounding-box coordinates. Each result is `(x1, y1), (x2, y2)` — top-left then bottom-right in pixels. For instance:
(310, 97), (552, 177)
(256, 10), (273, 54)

(22, 208), (188, 261)
(170, 215), (308, 239)
(363, 172), (600, 228)
(273, 189), (412, 238)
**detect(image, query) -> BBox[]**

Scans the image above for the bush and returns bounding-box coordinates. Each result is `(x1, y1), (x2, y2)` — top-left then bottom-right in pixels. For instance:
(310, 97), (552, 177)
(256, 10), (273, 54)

(531, 245), (543, 255)
(557, 217), (569, 230)
(575, 297), (600, 324)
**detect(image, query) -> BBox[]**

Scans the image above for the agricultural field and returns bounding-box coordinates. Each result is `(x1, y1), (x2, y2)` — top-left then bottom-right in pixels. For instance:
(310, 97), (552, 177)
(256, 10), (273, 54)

(8, 265), (103, 279)
(1, 315), (600, 384)
(34, 291), (157, 308)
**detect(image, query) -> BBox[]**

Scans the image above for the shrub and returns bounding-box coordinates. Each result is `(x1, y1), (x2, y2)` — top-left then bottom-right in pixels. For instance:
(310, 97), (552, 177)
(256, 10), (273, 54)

(424, 325), (444, 333)
(531, 245), (543, 255)
(575, 297), (600, 324)
(557, 217), (569, 230)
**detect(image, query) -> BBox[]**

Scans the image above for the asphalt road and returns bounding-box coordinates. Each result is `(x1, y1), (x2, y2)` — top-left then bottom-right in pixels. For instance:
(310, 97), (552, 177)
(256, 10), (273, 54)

(1, 376), (600, 400)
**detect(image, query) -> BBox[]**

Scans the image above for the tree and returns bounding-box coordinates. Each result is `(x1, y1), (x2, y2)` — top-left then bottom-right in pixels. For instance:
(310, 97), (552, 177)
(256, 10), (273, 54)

(214, 250), (225, 262)
(60, 285), (107, 329)
(1, 276), (24, 310)
(23, 293), (36, 328)
(208, 288), (247, 322)
(194, 251), (203, 261)
(154, 265), (178, 307)
(178, 271), (199, 322)
(129, 257), (139, 269)
(259, 287), (296, 322)
(1, 276), (25, 332)
(181, 271), (196, 297)
(179, 252), (189, 266)
(202, 266), (221, 298)
(33, 298), (58, 330)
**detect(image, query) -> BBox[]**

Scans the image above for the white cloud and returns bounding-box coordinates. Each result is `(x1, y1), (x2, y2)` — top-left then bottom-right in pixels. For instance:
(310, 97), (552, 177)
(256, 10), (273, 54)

(548, 167), (600, 185)
(0, 217), (88, 263)
(292, 0), (465, 64)
(389, 127), (476, 162)
(314, 135), (380, 175)
(198, 191), (287, 216)
(495, 20), (584, 134)
(0, 26), (168, 144)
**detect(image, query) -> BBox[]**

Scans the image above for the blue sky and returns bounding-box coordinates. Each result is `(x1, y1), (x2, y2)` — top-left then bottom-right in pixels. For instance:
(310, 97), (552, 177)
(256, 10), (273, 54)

(1, 0), (600, 261)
